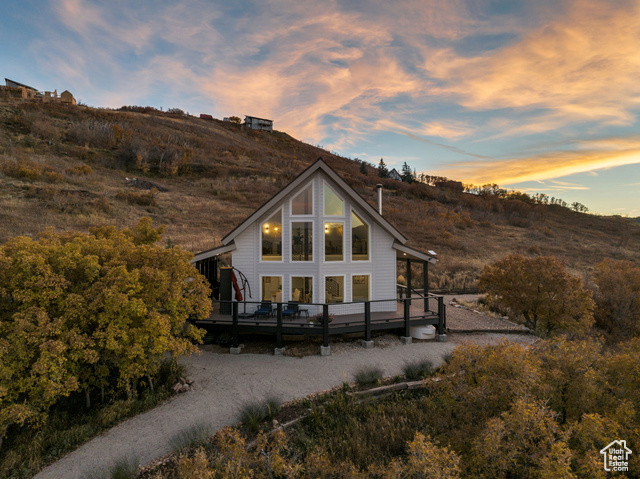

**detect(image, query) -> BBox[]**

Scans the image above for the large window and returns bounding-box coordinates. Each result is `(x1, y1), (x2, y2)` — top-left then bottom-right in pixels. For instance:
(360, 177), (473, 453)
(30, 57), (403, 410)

(325, 276), (344, 304)
(324, 222), (343, 261)
(291, 184), (313, 215)
(351, 211), (369, 261)
(324, 183), (344, 216)
(261, 211), (282, 261)
(291, 277), (312, 304)
(352, 275), (370, 302)
(291, 222), (312, 261)
(262, 276), (282, 302)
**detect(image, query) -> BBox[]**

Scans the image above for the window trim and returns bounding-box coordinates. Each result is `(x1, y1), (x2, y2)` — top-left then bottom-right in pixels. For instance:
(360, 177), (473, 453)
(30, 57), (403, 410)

(322, 220), (345, 263)
(323, 181), (345, 217)
(351, 273), (372, 302)
(289, 220), (314, 263)
(259, 274), (284, 303)
(323, 274), (346, 304)
(290, 275), (314, 304)
(259, 208), (283, 263)
(350, 208), (371, 263)
(289, 181), (314, 217)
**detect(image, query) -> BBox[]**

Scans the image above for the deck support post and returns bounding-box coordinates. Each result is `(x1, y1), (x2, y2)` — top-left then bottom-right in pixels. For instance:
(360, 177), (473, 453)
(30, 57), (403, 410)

(401, 298), (412, 344)
(230, 302), (241, 354)
(406, 259), (412, 299)
(362, 301), (373, 348)
(321, 304), (330, 355)
(423, 262), (429, 312)
(436, 296), (447, 342)
(275, 303), (283, 350)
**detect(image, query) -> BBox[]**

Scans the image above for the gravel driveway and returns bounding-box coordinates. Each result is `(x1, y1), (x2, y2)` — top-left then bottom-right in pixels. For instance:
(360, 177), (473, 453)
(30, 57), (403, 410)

(34, 329), (535, 479)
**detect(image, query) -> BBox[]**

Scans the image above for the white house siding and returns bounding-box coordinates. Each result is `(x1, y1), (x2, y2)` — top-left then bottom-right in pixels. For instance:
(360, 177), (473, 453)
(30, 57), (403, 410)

(231, 171), (398, 315)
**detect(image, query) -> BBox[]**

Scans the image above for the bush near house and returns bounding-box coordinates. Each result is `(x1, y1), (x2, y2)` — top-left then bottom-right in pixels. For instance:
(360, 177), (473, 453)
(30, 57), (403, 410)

(478, 254), (595, 336)
(0, 218), (210, 453)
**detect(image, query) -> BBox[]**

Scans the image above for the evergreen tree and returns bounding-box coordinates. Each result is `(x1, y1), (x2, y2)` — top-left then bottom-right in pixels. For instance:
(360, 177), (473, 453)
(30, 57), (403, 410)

(359, 161), (368, 176)
(378, 158), (389, 178)
(401, 162), (415, 183)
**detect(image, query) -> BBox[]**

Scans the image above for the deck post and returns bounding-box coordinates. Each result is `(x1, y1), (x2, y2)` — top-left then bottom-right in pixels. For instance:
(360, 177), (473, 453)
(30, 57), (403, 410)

(364, 301), (371, 341)
(230, 302), (241, 354)
(423, 262), (429, 312)
(401, 298), (412, 344)
(321, 304), (331, 355)
(362, 301), (374, 348)
(406, 259), (412, 299)
(436, 296), (447, 342)
(275, 303), (283, 352)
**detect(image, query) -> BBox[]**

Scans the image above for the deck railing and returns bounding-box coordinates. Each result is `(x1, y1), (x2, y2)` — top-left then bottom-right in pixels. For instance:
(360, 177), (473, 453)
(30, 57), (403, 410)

(196, 296), (447, 353)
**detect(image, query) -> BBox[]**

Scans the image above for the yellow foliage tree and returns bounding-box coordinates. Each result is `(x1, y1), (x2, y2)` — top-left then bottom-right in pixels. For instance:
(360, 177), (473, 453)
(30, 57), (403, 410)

(478, 254), (594, 336)
(0, 219), (210, 447)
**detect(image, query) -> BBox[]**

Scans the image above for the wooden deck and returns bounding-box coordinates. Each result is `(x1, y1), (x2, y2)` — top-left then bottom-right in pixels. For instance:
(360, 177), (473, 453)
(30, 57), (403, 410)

(195, 297), (446, 349)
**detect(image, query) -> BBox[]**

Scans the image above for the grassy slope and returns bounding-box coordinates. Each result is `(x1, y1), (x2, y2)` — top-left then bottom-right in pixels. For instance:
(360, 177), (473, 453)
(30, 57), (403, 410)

(1, 101), (639, 288)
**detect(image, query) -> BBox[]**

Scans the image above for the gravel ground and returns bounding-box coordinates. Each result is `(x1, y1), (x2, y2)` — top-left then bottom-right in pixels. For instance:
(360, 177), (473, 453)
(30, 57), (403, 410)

(34, 296), (535, 479)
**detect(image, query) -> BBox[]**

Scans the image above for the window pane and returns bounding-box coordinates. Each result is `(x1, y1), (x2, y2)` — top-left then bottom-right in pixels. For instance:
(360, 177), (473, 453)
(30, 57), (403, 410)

(324, 184), (344, 216)
(261, 211), (282, 261)
(324, 222), (343, 261)
(291, 184), (313, 215)
(352, 275), (370, 302)
(291, 222), (312, 261)
(325, 276), (344, 303)
(292, 277), (312, 304)
(351, 211), (369, 261)
(262, 276), (282, 302)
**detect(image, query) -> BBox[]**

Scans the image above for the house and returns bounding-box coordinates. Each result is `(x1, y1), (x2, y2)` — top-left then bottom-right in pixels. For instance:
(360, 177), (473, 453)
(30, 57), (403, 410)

(60, 90), (76, 105)
(3, 78), (38, 99)
(388, 168), (402, 181)
(244, 115), (273, 132)
(193, 159), (436, 318)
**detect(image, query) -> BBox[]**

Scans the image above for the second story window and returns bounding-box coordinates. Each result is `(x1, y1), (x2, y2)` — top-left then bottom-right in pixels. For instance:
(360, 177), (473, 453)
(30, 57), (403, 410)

(351, 211), (369, 261)
(291, 184), (313, 215)
(291, 222), (313, 261)
(324, 183), (344, 216)
(261, 210), (282, 261)
(324, 222), (343, 261)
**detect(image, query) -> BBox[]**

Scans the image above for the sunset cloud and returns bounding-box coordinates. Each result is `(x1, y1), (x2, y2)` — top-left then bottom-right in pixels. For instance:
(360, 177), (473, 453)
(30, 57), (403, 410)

(6, 0), (639, 214)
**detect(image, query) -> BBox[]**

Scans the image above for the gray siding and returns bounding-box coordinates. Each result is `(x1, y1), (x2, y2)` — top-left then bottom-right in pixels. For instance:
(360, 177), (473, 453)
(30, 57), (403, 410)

(231, 171), (397, 314)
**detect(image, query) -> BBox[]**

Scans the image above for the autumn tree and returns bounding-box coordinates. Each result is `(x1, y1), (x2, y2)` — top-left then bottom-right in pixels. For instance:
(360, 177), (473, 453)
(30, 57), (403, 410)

(592, 258), (640, 340)
(0, 218), (210, 447)
(478, 254), (594, 336)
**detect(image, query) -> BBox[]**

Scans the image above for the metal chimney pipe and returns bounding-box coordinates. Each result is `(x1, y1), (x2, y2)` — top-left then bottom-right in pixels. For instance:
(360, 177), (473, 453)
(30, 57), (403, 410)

(377, 184), (383, 215)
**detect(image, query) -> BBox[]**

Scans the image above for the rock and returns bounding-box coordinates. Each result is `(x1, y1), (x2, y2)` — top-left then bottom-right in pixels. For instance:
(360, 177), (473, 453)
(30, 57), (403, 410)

(180, 384), (190, 393)
(186, 379), (194, 385)
(272, 419), (279, 427)
(179, 377), (186, 385)
(173, 383), (182, 393)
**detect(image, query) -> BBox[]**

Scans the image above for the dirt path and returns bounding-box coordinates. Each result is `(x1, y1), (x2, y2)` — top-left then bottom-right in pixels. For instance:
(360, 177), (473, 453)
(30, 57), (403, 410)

(34, 331), (534, 479)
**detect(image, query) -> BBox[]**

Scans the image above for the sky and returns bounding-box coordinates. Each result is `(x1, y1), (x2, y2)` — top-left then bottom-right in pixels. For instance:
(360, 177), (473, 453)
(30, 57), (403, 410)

(2, 0), (640, 216)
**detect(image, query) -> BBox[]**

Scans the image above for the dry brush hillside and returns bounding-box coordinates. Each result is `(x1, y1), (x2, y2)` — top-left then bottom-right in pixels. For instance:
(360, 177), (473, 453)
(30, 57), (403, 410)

(1, 101), (639, 289)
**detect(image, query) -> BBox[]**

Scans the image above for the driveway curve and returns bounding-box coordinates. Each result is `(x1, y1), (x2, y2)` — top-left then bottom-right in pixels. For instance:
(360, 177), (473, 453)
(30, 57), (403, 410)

(34, 333), (534, 479)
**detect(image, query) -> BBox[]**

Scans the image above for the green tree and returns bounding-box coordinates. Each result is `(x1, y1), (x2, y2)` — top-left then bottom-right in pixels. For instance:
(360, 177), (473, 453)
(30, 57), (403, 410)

(478, 254), (594, 336)
(592, 258), (640, 340)
(401, 162), (415, 183)
(378, 158), (389, 178)
(359, 161), (368, 176)
(0, 219), (210, 447)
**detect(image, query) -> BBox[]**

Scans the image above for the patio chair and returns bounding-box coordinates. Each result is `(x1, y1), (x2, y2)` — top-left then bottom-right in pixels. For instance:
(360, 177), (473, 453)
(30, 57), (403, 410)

(255, 301), (273, 318)
(282, 302), (299, 319)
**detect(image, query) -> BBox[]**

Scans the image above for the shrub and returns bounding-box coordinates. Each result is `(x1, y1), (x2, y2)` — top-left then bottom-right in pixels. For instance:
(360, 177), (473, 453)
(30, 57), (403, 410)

(115, 188), (158, 206)
(170, 422), (212, 451)
(238, 395), (282, 433)
(353, 366), (383, 387)
(403, 359), (434, 380)
(65, 163), (93, 176)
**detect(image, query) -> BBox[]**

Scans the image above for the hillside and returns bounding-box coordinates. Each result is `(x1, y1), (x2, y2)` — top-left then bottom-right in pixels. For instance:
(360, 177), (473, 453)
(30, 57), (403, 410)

(1, 101), (639, 289)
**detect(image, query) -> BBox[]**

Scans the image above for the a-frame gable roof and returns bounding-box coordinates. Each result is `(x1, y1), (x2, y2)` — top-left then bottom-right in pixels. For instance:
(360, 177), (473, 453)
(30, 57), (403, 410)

(221, 158), (408, 245)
